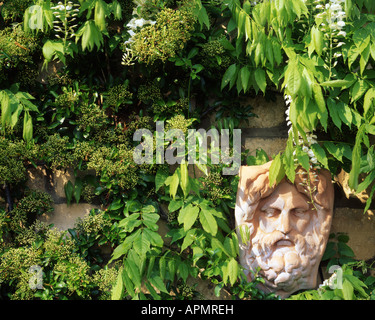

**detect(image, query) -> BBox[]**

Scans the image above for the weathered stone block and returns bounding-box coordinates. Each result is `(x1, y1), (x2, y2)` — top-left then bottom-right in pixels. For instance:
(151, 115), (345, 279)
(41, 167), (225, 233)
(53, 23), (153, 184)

(244, 137), (287, 159)
(330, 208), (375, 261)
(39, 203), (101, 231)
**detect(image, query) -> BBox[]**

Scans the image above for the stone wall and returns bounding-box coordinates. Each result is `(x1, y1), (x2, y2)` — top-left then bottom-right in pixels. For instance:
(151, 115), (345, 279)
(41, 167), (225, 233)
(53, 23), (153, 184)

(25, 93), (375, 292)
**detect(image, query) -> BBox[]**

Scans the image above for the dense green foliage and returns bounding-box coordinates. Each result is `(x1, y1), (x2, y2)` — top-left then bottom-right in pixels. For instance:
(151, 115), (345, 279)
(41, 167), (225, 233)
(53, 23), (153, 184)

(0, 0), (374, 301)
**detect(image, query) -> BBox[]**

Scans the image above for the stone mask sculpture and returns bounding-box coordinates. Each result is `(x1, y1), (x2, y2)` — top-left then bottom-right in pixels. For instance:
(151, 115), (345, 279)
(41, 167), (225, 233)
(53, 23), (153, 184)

(235, 161), (334, 298)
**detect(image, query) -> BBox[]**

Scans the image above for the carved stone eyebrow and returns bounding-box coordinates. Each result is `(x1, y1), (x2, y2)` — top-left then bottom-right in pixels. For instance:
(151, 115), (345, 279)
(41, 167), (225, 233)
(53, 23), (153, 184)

(260, 193), (310, 212)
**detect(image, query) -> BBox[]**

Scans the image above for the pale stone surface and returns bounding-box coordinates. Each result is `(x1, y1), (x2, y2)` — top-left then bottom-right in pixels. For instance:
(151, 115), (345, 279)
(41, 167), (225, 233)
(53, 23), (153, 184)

(39, 203), (101, 230)
(26, 166), (47, 191)
(244, 137), (287, 159)
(235, 161), (334, 298)
(330, 208), (375, 261)
(334, 169), (374, 203)
(244, 94), (286, 128)
(26, 167), (76, 201)
(52, 169), (76, 199)
(208, 94), (286, 129)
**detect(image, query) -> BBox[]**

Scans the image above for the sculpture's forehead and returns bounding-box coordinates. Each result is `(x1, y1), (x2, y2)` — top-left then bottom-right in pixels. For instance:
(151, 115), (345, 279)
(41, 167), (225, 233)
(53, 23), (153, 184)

(259, 181), (309, 209)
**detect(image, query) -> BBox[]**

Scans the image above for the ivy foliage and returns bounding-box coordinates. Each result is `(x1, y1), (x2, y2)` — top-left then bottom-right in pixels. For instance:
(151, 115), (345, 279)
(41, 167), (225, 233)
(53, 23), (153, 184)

(0, 0), (375, 301)
(223, 0), (375, 210)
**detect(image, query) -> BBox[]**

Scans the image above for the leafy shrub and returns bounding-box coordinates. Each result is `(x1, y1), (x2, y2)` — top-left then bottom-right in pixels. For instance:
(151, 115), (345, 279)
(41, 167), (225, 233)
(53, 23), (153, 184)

(128, 5), (196, 64)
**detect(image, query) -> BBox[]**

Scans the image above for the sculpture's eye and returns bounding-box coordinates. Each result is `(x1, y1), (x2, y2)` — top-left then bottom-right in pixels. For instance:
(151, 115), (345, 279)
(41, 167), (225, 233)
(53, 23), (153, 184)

(264, 208), (278, 217)
(293, 208), (307, 217)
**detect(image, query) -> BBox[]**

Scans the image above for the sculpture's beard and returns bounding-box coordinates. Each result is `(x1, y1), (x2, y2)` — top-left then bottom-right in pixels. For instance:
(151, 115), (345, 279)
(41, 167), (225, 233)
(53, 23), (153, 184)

(245, 226), (323, 294)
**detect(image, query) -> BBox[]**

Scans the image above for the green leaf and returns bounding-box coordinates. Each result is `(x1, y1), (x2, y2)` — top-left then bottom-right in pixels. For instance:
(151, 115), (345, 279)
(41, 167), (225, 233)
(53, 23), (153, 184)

(133, 230), (151, 256)
(168, 199), (183, 212)
(108, 198), (123, 211)
(111, 0), (122, 20)
(283, 133), (296, 183)
(155, 168), (169, 192)
(324, 141), (344, 162)
(237, 10), (246, 38)
(322, 242), (336, 261)
(310, 143), (328, 169)
(269, 153), (285, 187)
(221, 64), (237, 90)
(327, 98), (342, 131)
(312, 84), (326, 114)
(245, 15), (251, 41)
(125, 258), (142, 289)
(22, 110), (33, 143)
(337, 242), (355, 257)
(73, 177), (83, 204)
(179, 204), (199, 231)
(349, 125), (365, 190)
(149, 275), (169, 294)
(363, 88), (375, 119)
(64, 181), (74, 205)
(145, 281), (161, 300)
(180, 229), (196, 252)
(320, 79), (355, 88)
(94, 0), (107, 32)
(110, 241), (129, 262)
(344, 274), (368, 298)
(285, 59), (301, 97)
(311, 26), (323, 56)
(199, 208), (218, 236)
(0, 91), (11, 130)
(357, 170), (375, 193)
(211, 237), (231, 258)
(177, 261), (189, 282)
(167, 259), (177, 281)
(122, 270), (136, 298)
(240, 66), (251, 92)
(143, 228), (163, 247)
(119, 213), (141, 231)
(254, 68), (267, 94)
(180, 162), (190, 198)
(194, 0), (210, 29)
(364, 184), (375, 214)
(168, 169), (180, 199)
(342, 279), (354, 300)
(351, 79), (369, 103)
(42, 40), (65, 62)
(227, 258), (239, 285)
(224, 237), (237, 258)
(296, 146), (310, 171)
(76, 20), (104, 52)
(111, 270), (123, 300)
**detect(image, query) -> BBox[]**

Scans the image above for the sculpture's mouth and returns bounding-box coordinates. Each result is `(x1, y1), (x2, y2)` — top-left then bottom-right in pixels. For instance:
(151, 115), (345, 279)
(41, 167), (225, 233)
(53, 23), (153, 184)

(275, 239), (294, 247)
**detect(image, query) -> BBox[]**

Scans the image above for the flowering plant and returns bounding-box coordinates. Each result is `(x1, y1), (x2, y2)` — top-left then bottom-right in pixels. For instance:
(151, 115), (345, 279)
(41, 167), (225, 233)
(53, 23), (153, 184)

(223, 0), (375, 211)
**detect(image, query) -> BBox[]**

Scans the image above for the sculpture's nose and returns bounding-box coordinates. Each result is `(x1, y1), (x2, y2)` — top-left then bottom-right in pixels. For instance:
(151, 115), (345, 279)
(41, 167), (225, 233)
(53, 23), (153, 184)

(277, 210), (292, 235)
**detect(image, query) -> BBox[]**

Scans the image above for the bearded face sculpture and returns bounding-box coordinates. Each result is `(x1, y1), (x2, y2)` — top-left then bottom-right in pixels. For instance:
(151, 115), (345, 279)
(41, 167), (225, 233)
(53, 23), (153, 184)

(235, 161), (334, 298)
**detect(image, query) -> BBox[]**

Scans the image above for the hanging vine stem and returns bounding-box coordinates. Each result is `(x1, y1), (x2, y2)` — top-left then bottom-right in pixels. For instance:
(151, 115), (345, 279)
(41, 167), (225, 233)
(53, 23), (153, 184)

(3, 183), (13, 212)
(297, 168), (319, 212)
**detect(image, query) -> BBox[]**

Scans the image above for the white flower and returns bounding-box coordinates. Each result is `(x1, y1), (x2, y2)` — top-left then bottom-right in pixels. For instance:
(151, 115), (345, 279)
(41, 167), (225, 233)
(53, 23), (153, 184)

(337, 31), (346, 37)
(337, 20), (345, 28)
(134, 18), (146, 27)
(330, 4), (341, 11)
(307, 149), (315, 158)
(310, 157), (318, 164)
